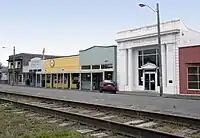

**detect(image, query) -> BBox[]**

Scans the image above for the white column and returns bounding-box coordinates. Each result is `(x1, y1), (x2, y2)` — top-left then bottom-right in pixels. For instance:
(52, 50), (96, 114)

(79, 73), (81, 90)
(128, 48), (133, 91)
(90, 73), (93, 91)
(124, 49), (128, 86)
(69, 73), (72, 89)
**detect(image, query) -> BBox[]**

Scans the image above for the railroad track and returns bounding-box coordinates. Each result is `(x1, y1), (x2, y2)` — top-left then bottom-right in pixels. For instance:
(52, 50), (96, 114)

(0, 91), (199, 138)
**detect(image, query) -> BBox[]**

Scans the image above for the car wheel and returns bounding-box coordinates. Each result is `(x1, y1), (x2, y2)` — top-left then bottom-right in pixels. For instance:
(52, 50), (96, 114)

(112, 91), (116, 94)
(100, 90), (103, 93)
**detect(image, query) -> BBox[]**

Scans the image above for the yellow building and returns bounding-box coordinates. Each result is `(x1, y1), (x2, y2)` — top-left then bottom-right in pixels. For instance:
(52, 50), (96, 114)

(42, 55), (80, 89)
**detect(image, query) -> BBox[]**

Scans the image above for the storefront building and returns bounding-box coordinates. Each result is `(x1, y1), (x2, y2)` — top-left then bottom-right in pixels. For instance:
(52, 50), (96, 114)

(79, 45), (117, 90)
(179, 45), (200, 95)
(35, 45), (117, 91)
(116, 20), (200, 94)
(21, 57), (44, 87)
(7, 53), (57, 85)
(37, 55), (80, 89)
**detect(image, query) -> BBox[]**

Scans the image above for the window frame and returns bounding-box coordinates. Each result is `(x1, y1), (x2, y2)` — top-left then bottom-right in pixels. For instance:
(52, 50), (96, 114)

(138, 48), (159, 86)
(81, 65), (91, 70)
(187, 66), (200, 90)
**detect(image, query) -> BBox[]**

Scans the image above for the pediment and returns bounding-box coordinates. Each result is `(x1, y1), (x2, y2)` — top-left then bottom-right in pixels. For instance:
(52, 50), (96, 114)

(141, 62), (157, 69)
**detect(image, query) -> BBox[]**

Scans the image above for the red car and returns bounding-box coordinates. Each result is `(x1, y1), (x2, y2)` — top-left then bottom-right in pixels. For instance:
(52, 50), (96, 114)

(99, 80), (118, 94)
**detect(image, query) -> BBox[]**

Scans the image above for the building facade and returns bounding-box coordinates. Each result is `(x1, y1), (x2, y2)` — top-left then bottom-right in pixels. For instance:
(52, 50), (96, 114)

(179, 45), (200, 95)
(37, 55), (80, 89)
(35, 45), (117, 91)
(7, 53), (59, 86)
(79, 46), (117, 90)
(116, 20), (200, 94)
(22, 57), (44, 87)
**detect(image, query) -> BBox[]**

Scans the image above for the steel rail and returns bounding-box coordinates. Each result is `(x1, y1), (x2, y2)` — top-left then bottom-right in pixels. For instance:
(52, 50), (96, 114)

(0, 97), (185, 138)
(0, 90), (199, 126)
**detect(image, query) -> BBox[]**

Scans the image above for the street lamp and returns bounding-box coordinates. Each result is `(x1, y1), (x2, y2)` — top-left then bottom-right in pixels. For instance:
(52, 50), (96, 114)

(2, 46), (16, 86)
(139, 3), (163, 96)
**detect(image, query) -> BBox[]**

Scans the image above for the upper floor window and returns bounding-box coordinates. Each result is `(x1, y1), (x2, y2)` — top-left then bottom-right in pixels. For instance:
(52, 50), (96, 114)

(16, 61), (21, 68)
(92, 65), (100, 69)
(188, 66), (200, 90)
(101, 64), (113, 69)
(138, 49), (159, 68)
(81, 65), (91, 70)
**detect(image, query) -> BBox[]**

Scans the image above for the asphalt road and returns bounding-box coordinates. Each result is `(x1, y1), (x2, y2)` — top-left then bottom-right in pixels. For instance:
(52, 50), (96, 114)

(0, 84), (200, 118)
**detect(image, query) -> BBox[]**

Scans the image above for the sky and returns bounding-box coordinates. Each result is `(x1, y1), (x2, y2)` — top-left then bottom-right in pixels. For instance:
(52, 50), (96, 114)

(0, 0), (199, 65)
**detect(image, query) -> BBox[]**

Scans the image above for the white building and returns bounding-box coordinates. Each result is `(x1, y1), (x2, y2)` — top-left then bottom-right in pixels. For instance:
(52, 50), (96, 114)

(116, 20), (200, 94)
(21, 57), (44, 87)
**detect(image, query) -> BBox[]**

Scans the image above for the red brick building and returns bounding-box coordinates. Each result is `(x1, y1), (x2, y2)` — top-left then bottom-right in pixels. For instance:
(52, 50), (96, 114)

(179, 45), (200, 94)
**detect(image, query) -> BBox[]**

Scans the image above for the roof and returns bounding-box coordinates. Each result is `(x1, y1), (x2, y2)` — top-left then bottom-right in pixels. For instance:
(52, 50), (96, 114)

(79, 45), (117, 52)
(45, 54), (79, 60)
(8, 53), (61, 58)
(7, 53), (63, 66)
(117, 19), (185, 34)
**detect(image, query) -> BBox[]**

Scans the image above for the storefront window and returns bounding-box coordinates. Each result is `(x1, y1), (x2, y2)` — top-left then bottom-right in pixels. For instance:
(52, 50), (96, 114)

(143, 49), (157, 55)
(18, 75), (22, 82)
(138, 56), (143, 68)
(138, 48), (159, 86)
(47, 74), (50, 83)
(157, 69), (160, 86)
(188, 66), (200, 89)
(64, 74), (67, 84)
(144, 55), (156, 65)
(72, 73), (79, 84)
(37, 74), (40, 83)
(105, 72), (113, 80)
(138, 69), (143, 85)
(82, 73), (91, 81)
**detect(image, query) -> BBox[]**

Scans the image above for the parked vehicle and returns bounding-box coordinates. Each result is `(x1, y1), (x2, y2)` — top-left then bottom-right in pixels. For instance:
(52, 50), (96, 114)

(99, 80), (118, 94)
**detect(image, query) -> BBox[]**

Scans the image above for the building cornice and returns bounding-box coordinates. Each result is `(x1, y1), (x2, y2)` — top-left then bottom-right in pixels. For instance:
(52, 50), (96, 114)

(116, 29), (180, 43)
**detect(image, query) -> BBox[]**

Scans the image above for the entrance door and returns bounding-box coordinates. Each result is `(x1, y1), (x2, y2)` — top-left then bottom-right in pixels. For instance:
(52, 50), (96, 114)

(144, 73), (156, 90)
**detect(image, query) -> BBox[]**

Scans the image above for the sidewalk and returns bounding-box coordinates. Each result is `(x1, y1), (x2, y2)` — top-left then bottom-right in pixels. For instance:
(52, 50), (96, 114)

(0, 84), (200, 118)
(118, 91), (200, 100)
(4, 84), (200, 100)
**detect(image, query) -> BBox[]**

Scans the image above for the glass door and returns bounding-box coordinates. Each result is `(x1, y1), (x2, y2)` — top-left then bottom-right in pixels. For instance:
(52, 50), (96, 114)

(150, 73), (155, 90)
(145, 74), (150, 90)
(144, 73), (156, 90)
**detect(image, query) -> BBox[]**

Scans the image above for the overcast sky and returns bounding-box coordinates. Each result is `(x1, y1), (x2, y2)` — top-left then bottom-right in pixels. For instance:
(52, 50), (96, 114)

(0, 0), (199, 65)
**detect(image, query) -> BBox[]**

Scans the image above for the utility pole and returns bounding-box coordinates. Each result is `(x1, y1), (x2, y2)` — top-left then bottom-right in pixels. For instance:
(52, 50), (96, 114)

(156, 3), (163, 96)
(12, 46), (15, 86)
(139, 2), (163, 96)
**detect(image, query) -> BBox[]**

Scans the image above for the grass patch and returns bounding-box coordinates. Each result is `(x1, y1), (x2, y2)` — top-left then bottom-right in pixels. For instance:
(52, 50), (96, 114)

(157, 122), (187, 133)
(191, 132), (200, 138)
(24, 130), (84, 138)
(0, 102), (86, 138)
